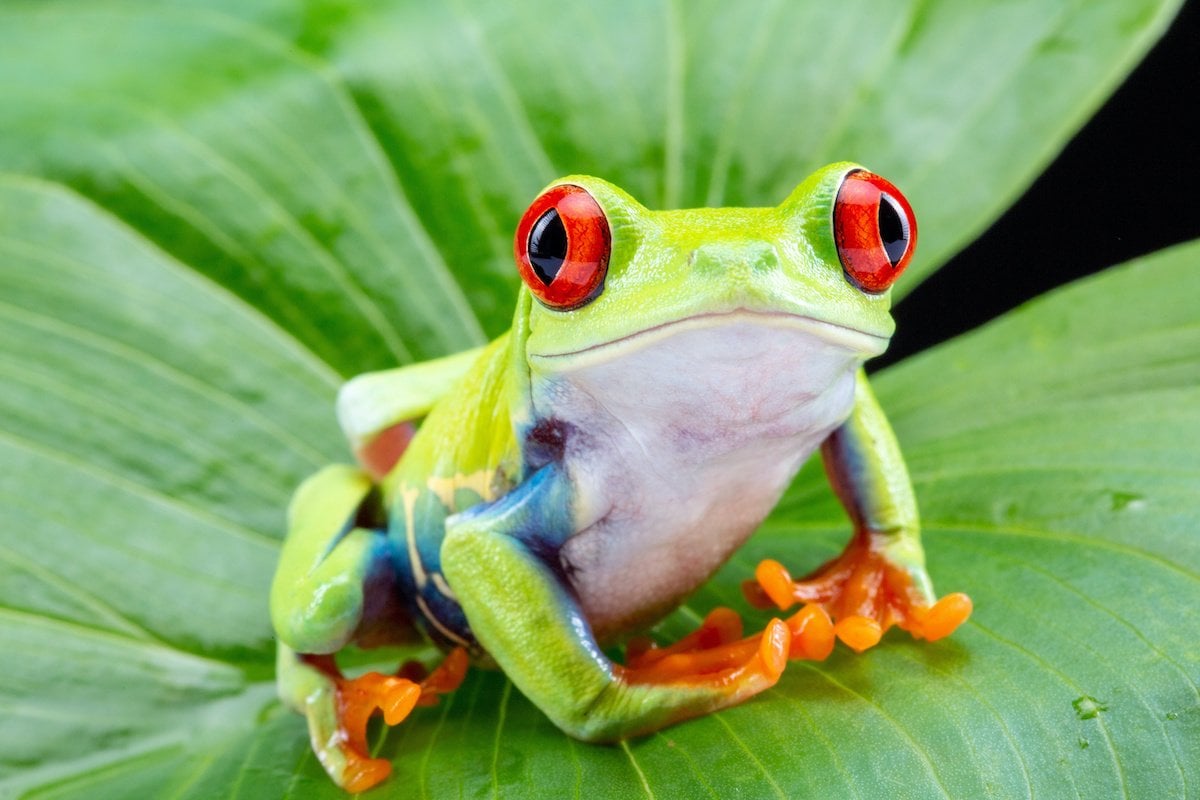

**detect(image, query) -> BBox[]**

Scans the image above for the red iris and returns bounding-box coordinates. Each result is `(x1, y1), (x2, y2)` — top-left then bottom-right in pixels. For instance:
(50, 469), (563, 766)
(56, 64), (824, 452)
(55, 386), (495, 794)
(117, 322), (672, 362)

(833, 170), (917, 293)
(514, 184), (611, 310)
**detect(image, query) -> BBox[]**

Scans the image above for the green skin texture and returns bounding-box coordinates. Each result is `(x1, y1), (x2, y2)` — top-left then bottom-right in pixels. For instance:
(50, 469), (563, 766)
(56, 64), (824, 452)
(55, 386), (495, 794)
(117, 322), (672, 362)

(270, 162), (936, 777)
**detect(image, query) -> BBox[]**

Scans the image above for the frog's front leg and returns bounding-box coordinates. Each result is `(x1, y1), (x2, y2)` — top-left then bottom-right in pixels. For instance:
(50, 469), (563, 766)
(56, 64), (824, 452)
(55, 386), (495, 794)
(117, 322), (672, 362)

(271, 465), (466, 792)
(442, 464), (828, 741)
(745, 370), (972, 652)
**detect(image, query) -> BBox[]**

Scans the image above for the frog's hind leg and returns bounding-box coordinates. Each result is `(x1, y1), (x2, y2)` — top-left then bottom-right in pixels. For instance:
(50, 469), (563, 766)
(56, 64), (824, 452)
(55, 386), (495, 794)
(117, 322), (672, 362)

(271, 465), (467, 792)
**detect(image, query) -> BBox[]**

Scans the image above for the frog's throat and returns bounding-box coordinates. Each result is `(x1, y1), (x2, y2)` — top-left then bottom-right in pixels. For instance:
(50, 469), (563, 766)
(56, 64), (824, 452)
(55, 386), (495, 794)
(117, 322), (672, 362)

(527, 309), (888, 368)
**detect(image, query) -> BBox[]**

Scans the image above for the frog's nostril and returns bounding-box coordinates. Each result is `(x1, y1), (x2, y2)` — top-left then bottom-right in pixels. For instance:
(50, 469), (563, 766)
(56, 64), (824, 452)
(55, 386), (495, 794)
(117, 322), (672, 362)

(689, 246), (722, 275)
(750, 244), (779, 272)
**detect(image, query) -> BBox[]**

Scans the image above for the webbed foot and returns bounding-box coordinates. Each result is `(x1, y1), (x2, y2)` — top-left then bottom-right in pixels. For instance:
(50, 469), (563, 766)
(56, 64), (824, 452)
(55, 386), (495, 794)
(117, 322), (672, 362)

(303, 648), (469, 793)
(620, 611), (790, 700)
(619, 604), (835, 696)
(743, 532), (971, 653)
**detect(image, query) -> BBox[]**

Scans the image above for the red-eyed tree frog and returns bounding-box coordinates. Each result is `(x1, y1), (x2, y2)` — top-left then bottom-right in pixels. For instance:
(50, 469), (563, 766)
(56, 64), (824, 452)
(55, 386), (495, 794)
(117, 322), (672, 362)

(270, 163), (973, 792)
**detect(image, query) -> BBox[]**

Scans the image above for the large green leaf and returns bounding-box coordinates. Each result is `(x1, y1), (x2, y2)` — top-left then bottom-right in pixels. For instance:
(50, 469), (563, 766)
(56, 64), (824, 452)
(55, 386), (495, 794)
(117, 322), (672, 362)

(1, 1), (1193, 797)
(1, 0), (1181, 345)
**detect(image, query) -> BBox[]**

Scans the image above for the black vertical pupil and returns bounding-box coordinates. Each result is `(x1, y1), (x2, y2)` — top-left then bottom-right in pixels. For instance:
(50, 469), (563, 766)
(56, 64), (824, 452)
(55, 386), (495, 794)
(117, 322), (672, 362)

(528, 208), (568, 285)
(877, 193), (909, 267)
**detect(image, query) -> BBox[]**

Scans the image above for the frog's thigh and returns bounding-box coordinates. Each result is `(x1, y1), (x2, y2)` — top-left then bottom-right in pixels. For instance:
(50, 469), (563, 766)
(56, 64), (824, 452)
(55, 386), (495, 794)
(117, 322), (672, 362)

(442, 466), (778, 741)
(270, 464), (398, 655)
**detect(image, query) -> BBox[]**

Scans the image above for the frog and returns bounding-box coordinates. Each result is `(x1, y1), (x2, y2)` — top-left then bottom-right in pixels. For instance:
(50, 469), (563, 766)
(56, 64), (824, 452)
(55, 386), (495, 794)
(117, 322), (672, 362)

(270, 162), (973, 792)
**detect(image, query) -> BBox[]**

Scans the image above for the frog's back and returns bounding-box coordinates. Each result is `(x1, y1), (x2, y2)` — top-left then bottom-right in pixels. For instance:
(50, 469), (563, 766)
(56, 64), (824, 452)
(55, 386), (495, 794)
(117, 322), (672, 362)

(387, 335), (520, 497)
(381, 334), (522, 650)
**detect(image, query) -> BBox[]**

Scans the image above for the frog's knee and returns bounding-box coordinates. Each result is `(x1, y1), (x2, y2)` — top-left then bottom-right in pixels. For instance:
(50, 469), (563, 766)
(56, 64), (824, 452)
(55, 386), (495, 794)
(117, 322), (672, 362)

(273, 465), (381, 654)
(272, 573), (365, 654)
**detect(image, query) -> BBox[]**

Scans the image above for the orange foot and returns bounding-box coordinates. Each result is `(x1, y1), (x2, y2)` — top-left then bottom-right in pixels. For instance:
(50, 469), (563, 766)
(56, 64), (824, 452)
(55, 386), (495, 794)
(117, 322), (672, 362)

(308, 648), (469, 793)
(620, 608), (789, 699)
(742, 532), (972, 653)
(620, 604), (835, 691)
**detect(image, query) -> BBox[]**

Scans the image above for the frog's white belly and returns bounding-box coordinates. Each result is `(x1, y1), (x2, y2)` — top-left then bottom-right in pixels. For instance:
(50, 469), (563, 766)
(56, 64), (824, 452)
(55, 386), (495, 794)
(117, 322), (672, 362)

(529, 312), (876, 640)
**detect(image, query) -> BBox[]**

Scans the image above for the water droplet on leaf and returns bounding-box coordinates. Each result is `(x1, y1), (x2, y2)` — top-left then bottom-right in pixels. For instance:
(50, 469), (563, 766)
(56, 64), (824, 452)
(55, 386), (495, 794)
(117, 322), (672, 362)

(1073, 695), (1108, 720)
(1108, 491), (1146, 511)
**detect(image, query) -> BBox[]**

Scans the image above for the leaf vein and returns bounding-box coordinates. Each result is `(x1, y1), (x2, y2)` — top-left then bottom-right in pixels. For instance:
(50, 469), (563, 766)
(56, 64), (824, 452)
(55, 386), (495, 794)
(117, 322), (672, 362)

(0, 426), (277, 552)
(0, 173), (341, 388)
(968, 619), (1129, 798)
(490, 680), (512, 800)
(103, 112), (415, 364)
(619, 740), (656, 800)
(712, 714), (788, 799)
(148, 5), (487, 348)
(925, 521), (1200, 582)
(650, 733), (721, 800)
(0, 606), (239, 673)
(0, 542), (159, 643)
(0, 251), (333, 467)
(768, 684), (863, 799)
(800, 667), (954, 799)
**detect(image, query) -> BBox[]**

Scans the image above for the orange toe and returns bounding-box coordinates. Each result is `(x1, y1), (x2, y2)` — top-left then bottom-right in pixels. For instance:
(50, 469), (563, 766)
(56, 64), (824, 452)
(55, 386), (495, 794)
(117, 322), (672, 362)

(698, 607), (745, 649)
(757, 618), (790, 680)
(835, 615), (883, 653)
(342, 753), (393, 794)
(380, 681), (421, 725)
(754, 559), (797, 610)
(915, 593), (973, 641)
(786, 604), (835, 661)
(418, 647), (469, 702)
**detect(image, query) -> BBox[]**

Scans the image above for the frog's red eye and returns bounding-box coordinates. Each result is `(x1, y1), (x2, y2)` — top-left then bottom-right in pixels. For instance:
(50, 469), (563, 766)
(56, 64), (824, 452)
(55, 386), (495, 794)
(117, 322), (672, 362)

(515, 184), (611, 310)
(833, 170), (917, 293)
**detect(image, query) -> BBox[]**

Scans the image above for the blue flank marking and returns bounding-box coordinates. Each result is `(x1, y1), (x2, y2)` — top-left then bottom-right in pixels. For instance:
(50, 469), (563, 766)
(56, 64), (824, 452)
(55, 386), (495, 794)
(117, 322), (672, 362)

(380, 462), (576, 652)
(388, 486), (479, 650)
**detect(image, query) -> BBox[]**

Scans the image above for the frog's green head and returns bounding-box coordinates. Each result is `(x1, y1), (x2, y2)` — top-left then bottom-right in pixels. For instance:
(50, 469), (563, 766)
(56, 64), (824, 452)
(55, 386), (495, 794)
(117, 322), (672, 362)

(513, 162), (916, 365)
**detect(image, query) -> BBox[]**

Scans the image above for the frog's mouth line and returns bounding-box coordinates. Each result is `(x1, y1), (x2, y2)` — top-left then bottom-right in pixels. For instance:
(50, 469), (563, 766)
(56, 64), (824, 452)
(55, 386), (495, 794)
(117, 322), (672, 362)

(530, 309), (889, 365)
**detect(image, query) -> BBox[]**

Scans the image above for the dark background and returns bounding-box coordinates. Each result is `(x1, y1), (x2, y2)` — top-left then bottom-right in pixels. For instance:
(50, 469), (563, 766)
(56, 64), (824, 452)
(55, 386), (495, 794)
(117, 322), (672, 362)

(878, 0), (1200, 369)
